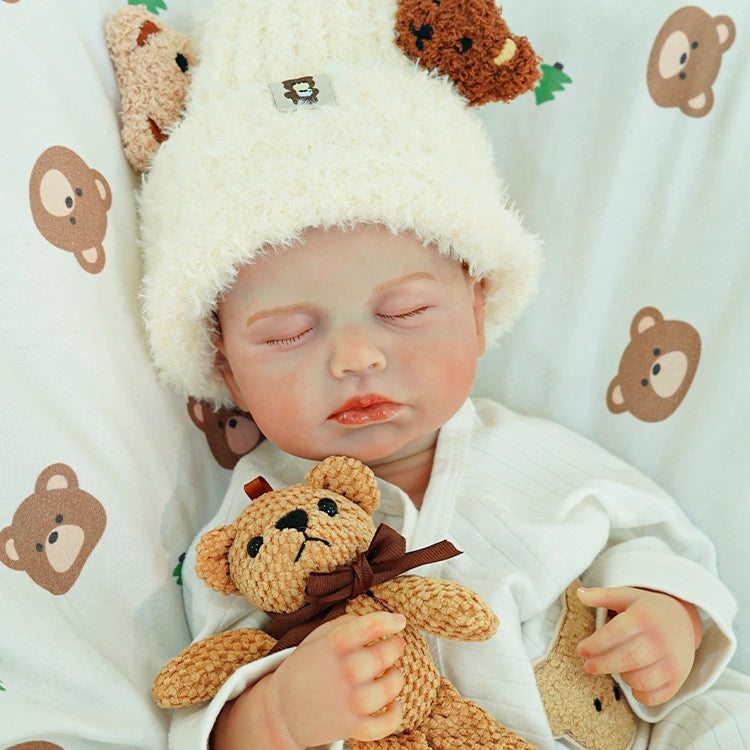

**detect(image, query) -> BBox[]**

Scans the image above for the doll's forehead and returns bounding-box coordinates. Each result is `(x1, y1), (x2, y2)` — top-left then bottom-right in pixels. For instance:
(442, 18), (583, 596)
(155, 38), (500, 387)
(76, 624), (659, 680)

(221, 227), (475, 308)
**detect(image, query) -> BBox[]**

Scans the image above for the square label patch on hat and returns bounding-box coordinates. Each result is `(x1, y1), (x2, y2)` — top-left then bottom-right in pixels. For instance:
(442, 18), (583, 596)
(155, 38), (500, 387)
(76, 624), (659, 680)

(269, 74), (336, 111)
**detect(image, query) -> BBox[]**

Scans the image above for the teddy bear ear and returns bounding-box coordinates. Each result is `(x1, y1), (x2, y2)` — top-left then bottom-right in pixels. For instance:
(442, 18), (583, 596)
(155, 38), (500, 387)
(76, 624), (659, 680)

(606, 377), (628, 415)
(195, 524), (241, 595)
(393, 0), (541, 106)
(630, 306), (663, 338)
(305, 456), (380, 515)
(244, 476), (274, 500)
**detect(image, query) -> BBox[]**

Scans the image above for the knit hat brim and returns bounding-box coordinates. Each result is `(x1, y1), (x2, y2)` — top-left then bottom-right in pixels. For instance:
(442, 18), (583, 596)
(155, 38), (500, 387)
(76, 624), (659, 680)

(138, 0), (542, 406)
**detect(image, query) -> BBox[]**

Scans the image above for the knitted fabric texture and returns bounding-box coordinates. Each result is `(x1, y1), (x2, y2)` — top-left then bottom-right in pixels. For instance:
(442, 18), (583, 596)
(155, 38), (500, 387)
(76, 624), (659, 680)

(152, 456), (538, 748)
(129, 0), (543, 405)
(533, 581), (638, 750)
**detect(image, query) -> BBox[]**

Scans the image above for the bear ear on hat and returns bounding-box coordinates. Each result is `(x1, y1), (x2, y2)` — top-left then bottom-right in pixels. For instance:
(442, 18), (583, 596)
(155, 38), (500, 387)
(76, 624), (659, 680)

(195, 524), (241, 595)
(394, 0), (541, 105)
(106, 6), (197, 173)
(306, 456), (380, 516)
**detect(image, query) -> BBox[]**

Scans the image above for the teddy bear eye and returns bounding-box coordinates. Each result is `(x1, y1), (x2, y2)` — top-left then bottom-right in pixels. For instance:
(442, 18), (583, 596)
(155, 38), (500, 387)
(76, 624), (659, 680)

(317, 498), (338, 517)
(175, 52), (189, 73)
(246, 536), (264, 558)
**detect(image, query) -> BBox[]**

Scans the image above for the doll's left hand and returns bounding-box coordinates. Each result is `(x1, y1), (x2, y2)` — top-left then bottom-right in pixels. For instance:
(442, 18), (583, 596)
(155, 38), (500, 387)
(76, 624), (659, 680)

(576, 586), (702, 707)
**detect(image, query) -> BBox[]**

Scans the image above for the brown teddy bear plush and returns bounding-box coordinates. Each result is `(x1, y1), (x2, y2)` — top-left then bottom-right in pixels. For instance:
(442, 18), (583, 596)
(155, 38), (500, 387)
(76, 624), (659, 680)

(152, 455), (538, 749)
(394, 0), (541, 105)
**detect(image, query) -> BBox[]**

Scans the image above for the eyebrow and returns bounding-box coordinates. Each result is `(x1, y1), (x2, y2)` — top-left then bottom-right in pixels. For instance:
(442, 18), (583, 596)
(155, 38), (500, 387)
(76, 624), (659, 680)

(245, 273), (437, 328)
(245, 303), (308, 329)
(373, 271), (436, 293)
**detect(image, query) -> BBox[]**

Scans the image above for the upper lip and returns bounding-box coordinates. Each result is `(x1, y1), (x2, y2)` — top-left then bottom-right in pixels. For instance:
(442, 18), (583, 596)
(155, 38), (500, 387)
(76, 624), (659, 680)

(328, 394), (397, 418)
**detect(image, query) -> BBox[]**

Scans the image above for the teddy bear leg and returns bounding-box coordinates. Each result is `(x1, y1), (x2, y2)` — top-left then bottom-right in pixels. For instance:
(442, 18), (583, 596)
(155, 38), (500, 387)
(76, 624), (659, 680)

(420, 679), (537, 750)
(346, 729), (430, 750)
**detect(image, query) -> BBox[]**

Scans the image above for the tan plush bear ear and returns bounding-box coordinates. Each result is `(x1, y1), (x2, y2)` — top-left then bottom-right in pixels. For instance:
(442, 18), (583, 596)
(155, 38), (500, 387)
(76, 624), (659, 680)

(306, 456), (380, 515)
(105, 6), (197, 172)
(195, 524), (240, 595)
(394, 0), (541, 106)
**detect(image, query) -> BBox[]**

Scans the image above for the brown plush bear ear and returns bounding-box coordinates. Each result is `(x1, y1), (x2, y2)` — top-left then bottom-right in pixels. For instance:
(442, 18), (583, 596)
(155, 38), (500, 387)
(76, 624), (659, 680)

(195, 524), (240, 595)
(394, 0), (541, 106)
(106, 6), (197, 172)
(244, 476), (274, 500)
(306, 456), (380, 515)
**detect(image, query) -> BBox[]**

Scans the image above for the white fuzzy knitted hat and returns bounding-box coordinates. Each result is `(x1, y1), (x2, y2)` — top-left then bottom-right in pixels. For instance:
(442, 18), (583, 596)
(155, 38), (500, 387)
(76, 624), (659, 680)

(135, 0), (543, 406)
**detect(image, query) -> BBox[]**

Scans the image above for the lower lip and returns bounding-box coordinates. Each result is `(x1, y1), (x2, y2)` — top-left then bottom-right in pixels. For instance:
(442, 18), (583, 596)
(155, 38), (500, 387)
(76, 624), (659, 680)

(328, 403), (402, 425)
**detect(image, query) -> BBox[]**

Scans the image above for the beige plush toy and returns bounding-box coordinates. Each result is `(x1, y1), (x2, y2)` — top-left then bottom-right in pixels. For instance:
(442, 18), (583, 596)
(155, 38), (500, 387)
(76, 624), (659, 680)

(105, 6), (197, 173)
(152, 455), (537, 750)
(534, 582), (638, 750)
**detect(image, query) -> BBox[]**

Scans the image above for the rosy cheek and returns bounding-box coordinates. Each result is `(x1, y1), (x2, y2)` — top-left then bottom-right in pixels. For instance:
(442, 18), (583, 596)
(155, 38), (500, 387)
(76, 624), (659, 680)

(246, 368), (306, 430)
(406, 340), (477, 400)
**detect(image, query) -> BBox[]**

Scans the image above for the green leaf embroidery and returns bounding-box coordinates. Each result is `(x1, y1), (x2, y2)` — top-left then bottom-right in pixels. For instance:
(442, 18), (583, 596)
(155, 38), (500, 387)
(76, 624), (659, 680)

(535, 63), (573, 105)
(128, 0), (168, 14)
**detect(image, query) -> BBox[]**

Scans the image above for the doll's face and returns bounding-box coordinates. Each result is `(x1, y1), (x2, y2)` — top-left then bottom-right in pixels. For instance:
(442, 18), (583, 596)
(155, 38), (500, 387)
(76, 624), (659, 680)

(215, 225), (485, 464)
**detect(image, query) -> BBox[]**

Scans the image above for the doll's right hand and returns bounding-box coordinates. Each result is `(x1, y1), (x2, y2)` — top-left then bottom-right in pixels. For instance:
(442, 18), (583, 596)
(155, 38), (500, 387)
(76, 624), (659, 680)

(263, 611), (407, 748)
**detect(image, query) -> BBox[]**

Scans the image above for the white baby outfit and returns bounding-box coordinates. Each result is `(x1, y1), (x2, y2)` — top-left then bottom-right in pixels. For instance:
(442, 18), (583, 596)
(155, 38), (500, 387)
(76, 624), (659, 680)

(172, 398), (750, 749)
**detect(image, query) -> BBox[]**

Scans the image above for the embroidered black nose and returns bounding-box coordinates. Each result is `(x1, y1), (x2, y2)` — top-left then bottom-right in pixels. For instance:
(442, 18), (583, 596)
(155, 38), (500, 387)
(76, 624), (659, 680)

(276, 509), (308, 532)
(409, 22), (433, 51)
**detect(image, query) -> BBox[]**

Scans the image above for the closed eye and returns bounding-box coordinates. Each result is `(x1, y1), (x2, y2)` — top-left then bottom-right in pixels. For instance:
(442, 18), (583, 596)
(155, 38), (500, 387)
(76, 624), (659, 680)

(379, 307), (430, 321)
(265, 328), (313, 347)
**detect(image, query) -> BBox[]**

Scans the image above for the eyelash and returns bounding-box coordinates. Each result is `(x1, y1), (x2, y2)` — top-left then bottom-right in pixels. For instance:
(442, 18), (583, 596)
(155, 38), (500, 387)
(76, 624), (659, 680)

(264, 307), (428, 346)
(265, 329), (313, 347)
(379, 307), (429, 321)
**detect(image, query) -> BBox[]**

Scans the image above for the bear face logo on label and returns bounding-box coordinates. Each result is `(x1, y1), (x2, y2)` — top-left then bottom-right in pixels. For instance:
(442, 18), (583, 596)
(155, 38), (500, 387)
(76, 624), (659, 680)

(269, 74), (336, 111)
(647, 7), (735, 118)
(0, 464), (106, 595)
(607, 307), (701, 423)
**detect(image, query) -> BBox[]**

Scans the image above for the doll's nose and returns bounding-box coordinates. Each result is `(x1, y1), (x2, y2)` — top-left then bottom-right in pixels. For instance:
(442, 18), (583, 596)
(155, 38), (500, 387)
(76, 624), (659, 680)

(275, 509), (308, 532)
(329, 328), (386, 378)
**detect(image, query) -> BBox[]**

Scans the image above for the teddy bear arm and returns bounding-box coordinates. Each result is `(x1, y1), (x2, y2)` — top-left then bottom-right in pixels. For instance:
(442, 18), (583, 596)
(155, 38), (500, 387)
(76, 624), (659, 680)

(151, 628), (276, 708)
(372, 576), (498, 641)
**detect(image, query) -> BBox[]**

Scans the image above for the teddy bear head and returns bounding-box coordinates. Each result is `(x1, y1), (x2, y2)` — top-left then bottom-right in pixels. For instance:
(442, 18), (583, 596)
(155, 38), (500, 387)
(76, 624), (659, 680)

(647, 7), (735, 118)
(607, 306), (701, 423)
(195, 456), (380, 614)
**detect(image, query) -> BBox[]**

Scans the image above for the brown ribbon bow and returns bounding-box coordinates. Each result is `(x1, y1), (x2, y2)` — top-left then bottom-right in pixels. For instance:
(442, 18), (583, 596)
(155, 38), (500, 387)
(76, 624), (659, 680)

(266, 524), (461, 654)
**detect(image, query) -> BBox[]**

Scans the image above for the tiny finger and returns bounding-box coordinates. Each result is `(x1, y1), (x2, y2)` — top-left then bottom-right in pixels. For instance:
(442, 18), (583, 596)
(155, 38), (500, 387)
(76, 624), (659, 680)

(331, 612), (407, 655)
(301, 613), (358, 645)
(350, 698), (404, 742)
(352, 665), (404, 716)
(342, 633), (406, 683)
(621, 657), (673, 697)
(577, 586), (642, 614)
(582, 635), (660, 677)
(577, 613), (642, 658)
